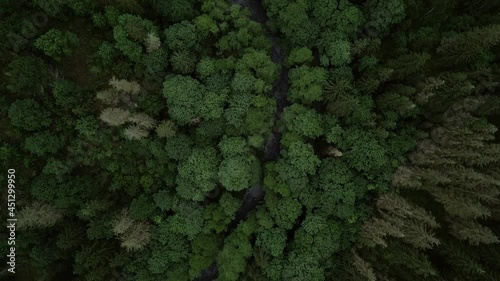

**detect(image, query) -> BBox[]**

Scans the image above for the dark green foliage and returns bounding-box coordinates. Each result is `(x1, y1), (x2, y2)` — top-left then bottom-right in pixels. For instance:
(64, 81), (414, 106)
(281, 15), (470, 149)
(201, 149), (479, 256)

(176, 147), (220, 201)
(376, 90), (417, 118)
(196, 57), (218, 79)
(163, 75), (204, 125)
(189, 234), (220, 278)
(43, 155), (72, 176)
(276, 141), (320, 178)
(75, 116), (100, 137)
(262, 0), (318, 46)
(142, 47), (168, 74)
(218, 155), (257, 191)
(363, 0), (405, 33)
(193, 14), (219, 38)
(204, 193), (239, 233)
(170, 50), (197, 74)
(310, 158), (365, 221)
(318, 32), (351, 66)
(5, 57), (50, 93)
(264, 193), (302, 230)
(51, 79), (85, 110)
(225, 92), (253, 128)
(34, 29), (79, 61)
(231, 72), (259, 94)
(5, 1), (500, 280)
(385, 52), (431, 79)
(167, 201), (204, 240)
(151, 0), (197, 22)
(217, 220), (255, 281)
(32, 0), (96, 16)
(113, 14), (157, 62)
(218, 136), (248, 156)
(195, 118), (226, 143)
(129, 195), (156, 220)
(281, 252), (325, 281)
(165, 133), (193, 160)
(339, 127), (390, 177)
(437, 25), (500, 65)
(288, 66), (328, 104)
(164, 20), (198, 51)
(271, 141), (321, 197)
(245, 96), (275, 140)
(235, 49), (279, 84)
(8, 99), (52, 131)
(256, 227), (286, 257)
(282, 104), (323, 139)
(201, 91), (228, 121)
(287, 47), (313, 66)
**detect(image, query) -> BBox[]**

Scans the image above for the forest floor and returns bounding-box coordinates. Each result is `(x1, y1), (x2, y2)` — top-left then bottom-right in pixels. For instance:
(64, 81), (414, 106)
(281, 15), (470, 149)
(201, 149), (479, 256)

(51, 17), (102, 87)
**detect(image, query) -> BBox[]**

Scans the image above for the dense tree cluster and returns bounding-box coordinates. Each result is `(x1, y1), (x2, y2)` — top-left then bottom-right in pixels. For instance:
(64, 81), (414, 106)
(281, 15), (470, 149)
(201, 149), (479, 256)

(1, 0), (500, 280)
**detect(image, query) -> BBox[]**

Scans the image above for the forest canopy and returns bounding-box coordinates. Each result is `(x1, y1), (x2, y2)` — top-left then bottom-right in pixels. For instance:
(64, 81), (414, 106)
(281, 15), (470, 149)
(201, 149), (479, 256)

(1, 0), (500, 281)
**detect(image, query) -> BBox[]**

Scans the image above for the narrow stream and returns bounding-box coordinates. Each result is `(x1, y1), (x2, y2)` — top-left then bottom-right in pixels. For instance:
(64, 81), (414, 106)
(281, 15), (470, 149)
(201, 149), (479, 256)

(232, 0), (289, 220)
(195, 0), (289, 279)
